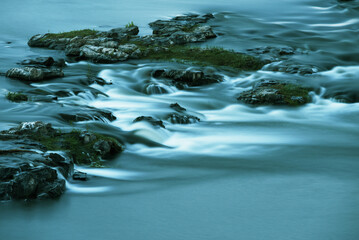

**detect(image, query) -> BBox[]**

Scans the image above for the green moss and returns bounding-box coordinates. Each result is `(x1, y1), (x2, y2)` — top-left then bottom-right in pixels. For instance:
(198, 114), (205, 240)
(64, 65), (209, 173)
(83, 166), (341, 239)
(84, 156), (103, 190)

(32, 129), (122, 165)
(274, 84), (311, 106)
(142, 46), (264, 70)
(125, 21), (135, 28)
(6, 92), (28, 102)
(43, 29), (98, 40)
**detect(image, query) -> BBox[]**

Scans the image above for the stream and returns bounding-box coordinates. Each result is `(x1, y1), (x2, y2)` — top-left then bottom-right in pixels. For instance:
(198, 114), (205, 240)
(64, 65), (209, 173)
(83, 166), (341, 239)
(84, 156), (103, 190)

(1, 0), (359, 239)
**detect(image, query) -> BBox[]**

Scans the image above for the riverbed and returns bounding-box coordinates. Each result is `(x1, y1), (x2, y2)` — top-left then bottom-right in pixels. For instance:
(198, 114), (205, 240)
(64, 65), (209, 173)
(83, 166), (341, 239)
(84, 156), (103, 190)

(1, 0), (359, 239)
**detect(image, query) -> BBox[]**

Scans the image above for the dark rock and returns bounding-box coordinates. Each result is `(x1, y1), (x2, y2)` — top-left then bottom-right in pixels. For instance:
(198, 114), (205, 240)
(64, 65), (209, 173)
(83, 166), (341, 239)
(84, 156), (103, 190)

(152, 69), (222, 87)
(264, 61), (318, 75)
(237, 79), (311, 106)
(167, 113), (200, 124)
(11, 172), (39, 199)
(0, 182), (13, 201)
(93, 140), (111, 156)
(58, 108), (116, 123)
(170, 103), (186, 112)
(37, 179), (66, 199)
(73, 171), (87, 181)
(46, 153), (74, 178)
(109, 26), (139, 37)
(133, 116), (166, 128)
(6, 67), (64, 82)
(20, 57), (55, 67)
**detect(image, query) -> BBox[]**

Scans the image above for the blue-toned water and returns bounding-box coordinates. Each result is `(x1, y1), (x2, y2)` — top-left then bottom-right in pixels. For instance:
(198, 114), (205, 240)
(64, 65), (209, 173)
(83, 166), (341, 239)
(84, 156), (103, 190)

(1, 0), (359, 239)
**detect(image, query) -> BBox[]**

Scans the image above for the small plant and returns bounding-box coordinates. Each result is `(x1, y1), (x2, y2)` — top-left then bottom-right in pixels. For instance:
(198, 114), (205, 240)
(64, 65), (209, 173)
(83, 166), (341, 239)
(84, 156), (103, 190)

(6, 92), (28, 102)
(125, 21), (135, 28)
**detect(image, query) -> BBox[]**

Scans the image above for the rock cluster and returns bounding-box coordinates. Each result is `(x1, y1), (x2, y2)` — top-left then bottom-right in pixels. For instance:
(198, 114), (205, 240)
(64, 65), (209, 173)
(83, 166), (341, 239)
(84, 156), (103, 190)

(0, 121), (124, 201)
(152, 69), (223, 87)
(27, 14), (217, 63)
(6, 57), (65, 82)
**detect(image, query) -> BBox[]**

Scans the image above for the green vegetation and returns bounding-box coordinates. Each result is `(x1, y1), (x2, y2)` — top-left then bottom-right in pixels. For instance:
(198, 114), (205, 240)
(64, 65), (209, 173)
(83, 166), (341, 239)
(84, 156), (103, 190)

(274, 83), (311, 106)
(6, 92), (28, 102)
(43, 29), (98, 40)
(143, 46), (264, 70)
(31, 129), (123, 166)
(125, 21), (136, 28)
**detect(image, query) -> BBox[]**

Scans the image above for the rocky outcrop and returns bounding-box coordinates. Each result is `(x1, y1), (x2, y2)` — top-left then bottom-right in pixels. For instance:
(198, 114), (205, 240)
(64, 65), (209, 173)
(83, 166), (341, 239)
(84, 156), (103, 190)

(0, 121), (124, 201)
(152, 69), (223, 87)
(237, 79), (311, 106)
(27, 14), (217, 63)
(0, 137), (71, 201)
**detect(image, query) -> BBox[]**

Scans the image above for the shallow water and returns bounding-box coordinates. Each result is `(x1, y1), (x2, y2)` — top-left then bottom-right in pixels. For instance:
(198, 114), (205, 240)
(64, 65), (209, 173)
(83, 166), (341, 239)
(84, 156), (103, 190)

(1, 0), (359, 240)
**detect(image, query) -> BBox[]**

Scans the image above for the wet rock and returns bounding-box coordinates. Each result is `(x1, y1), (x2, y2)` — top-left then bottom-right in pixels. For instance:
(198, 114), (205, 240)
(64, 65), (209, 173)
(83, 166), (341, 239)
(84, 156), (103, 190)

(79, 45), (130, 63)
(133, 116), (166, 128)
(152, 69), (222, 87)
(237, 79), (311, 106)
(170, 103), (186, 112)
(108, 26), (139, 37)
(72, 171), (87, 181)
(37, 179), (66, 199)
(20, 57), (66, 68)
(6, 67), (64, 82)
(167, 113), (200, 124)
(0, 122), (125, 201)
(5, 121), (56, 137)
(264, 61), (318, 75)
(58, 107), (116, 123)
(149, 13), (216, 44)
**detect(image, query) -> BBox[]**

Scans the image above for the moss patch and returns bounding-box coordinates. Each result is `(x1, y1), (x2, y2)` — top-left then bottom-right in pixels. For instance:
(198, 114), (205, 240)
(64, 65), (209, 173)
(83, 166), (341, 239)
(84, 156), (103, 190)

(43, 29), (99, 40)
(31, 129), (123, 166)
(6, 92), (28, 102)
(143, 46), (264, 70)
(274, 84), (311, 106)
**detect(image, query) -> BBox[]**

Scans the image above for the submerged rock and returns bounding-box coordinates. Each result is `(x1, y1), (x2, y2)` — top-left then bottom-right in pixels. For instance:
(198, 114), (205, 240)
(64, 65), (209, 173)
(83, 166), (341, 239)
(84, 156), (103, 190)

(167, 113), (200, 124)
(264, 61), (318, 75)
(133, 116), (165, 128)
(170, 103), (186, 112)
(20, 57), (66, 68)
(72, 171), (87, 181)
(237, 79), (311, 106)
(6, 67), (64, 82)
(152, 69), (222, 87)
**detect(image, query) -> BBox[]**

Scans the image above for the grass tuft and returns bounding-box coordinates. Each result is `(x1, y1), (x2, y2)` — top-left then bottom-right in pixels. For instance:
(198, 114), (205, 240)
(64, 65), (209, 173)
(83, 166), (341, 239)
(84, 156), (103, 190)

(6, 92), (28, 102)
(125, 21), (136, 28)
(43, 29), (98, 40)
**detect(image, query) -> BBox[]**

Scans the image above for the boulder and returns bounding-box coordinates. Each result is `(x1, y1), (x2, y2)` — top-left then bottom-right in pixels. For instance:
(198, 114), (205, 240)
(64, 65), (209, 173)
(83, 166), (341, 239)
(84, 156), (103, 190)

(152, 69), (222, 87)
(133, 116), (165, 128)
(6, 67), (64, 82)
(237, 79), (311, 106)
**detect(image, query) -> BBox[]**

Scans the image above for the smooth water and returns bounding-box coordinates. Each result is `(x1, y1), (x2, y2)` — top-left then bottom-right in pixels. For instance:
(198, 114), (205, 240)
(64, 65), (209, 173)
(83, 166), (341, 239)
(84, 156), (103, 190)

(1, 0), (359, 239)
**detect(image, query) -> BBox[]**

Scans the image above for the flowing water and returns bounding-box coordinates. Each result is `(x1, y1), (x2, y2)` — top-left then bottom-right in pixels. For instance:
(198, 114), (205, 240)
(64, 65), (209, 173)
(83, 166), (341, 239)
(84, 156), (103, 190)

(1, 0), (359, 239)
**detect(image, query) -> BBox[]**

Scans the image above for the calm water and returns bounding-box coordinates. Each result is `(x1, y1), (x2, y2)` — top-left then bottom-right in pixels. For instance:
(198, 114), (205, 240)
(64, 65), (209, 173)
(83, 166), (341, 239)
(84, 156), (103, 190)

(1, 0), (359, 239)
